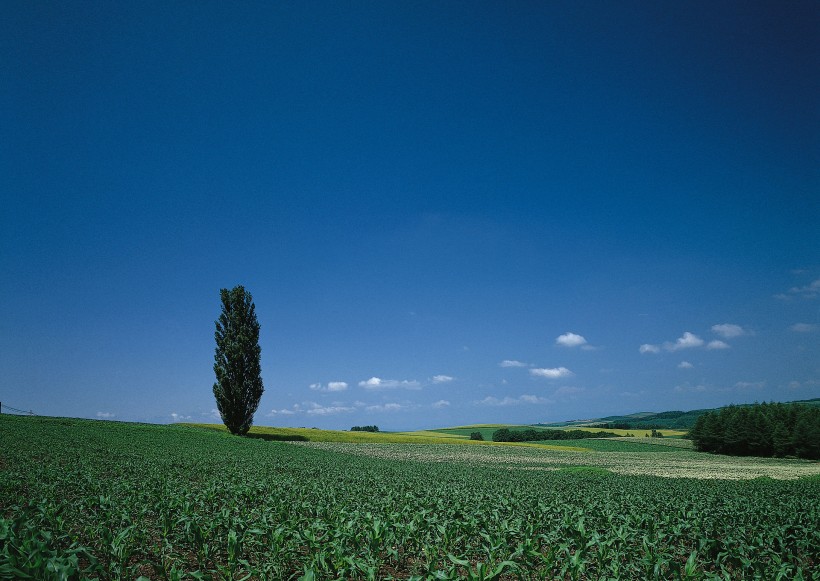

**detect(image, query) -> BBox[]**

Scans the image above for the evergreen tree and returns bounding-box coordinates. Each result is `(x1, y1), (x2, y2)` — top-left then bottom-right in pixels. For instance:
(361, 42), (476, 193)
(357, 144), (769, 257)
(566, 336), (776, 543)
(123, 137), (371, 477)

(771, 423), (791, 457)
(213, 285), (264, 435)
(689, 401), (820, 460)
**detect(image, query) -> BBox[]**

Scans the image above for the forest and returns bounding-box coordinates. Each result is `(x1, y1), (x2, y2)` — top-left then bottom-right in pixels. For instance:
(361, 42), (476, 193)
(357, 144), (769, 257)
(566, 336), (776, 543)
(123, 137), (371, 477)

(688, 402), (820, 460)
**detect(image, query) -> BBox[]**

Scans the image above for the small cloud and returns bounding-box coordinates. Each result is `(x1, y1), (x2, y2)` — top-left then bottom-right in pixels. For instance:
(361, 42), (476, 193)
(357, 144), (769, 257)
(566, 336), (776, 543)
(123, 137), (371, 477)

(678, 361), (694, 369)
(674, 384), (707, 393)
(309, 381), (350, 392)
(711, 324), (745, 338)
(365, 402), (407, 412)
(432, 399), (450, 408)
(555, 332), (587, 348)
(476, 396), (515, 406)
(777, 278), (820, 300)
(432, 375), (454, 384)
(790, 323), (817, 333)
(268, 408), (296, 416)
(639, 344), (661, 354)
(519, 394), (549, 404)
(304, 401), (355, 416)
(170, 412), (191, 422)
(786, 379), (820, 390)
(790, 278), (820, 298)
(530, 367), (573, 379)
(499, 360), (528, 368)
(96, 412), (115, 419)
(358, 377), (421, 390)
(475, 394), (550, 406)
(664, 332), (704, 352)
(735, 381), (765, 390)
(706, 340), (730, 350)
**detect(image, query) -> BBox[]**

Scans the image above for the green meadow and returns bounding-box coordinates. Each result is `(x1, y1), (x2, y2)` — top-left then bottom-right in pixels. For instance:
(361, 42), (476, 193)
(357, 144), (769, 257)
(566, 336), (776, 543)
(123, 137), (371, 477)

(2, 415), (819, 579)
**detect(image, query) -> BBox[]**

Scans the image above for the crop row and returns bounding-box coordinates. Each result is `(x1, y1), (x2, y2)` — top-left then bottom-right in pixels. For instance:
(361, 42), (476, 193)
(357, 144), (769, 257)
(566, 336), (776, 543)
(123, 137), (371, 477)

(1, 415), (818, 580)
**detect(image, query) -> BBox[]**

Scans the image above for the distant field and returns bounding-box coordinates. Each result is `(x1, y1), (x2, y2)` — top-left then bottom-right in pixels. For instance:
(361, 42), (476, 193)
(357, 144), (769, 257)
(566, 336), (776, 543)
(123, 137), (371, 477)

(303, 441), (820, 480)
(543, 438), (693, 453)
(186, 423), (588, 451)
(2, 415), (819, 579)
(432, 424), (688, 440)
(565, 426), (688, 437)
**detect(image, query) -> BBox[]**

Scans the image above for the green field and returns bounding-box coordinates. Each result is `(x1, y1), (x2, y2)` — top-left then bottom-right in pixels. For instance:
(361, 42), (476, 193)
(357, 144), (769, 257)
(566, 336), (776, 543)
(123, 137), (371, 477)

(185, 423), (588, 452)
(2, 415), (819, 579)
(430, 424), (687, 441)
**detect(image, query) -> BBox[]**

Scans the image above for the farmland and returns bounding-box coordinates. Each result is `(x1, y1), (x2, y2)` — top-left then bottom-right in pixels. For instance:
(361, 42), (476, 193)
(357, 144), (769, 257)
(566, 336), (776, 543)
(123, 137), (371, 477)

(2, 415), (819, 579)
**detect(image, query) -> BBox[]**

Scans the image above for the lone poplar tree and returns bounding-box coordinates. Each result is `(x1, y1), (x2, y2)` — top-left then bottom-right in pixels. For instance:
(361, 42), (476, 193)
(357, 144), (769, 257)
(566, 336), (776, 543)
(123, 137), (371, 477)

(213, 285), (264, 435)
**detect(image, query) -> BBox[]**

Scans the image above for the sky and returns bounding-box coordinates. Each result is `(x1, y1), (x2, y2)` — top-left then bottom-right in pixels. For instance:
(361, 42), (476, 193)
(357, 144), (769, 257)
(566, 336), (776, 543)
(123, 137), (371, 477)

(2, 1), (818, 430)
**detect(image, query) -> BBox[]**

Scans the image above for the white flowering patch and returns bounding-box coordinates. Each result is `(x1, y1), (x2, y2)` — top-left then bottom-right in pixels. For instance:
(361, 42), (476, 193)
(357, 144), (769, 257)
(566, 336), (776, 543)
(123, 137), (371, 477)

(294, 442), (820, 481)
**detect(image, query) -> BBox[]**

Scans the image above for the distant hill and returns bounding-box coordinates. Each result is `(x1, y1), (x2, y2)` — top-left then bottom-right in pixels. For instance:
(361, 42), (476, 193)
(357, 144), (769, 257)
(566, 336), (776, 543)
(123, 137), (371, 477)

(535, 398), (820, 431)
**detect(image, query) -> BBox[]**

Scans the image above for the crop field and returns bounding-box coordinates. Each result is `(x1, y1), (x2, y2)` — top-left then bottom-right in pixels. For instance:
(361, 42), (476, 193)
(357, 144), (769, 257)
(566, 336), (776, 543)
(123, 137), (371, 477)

(430, 425), (688, 441)
(2, 415), (819, 580)
(186, 424), (587, 451)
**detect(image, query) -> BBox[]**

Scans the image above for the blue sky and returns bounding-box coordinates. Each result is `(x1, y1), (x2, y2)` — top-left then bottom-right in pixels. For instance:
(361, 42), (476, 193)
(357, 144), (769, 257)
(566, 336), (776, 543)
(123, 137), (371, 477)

(2, 1), (818, 430)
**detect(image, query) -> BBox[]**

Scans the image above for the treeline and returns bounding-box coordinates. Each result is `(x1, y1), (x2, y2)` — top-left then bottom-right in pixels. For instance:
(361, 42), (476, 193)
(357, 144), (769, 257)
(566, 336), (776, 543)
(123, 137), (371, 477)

(688, 402), (820, 460)
(493, 428), (617, 442)
(350, 425), (379, 432)
(590, 422), (668, 430)
(590, 422), (632, 430)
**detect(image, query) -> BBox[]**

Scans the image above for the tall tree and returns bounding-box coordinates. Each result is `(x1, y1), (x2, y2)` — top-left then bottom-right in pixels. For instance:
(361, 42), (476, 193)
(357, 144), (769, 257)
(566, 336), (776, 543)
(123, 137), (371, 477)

(213, 285), (264, 435)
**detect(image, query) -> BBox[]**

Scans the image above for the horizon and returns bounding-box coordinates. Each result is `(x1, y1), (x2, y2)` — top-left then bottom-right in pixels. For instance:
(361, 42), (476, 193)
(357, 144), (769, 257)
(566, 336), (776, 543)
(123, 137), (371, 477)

(3, 2), (819, 431)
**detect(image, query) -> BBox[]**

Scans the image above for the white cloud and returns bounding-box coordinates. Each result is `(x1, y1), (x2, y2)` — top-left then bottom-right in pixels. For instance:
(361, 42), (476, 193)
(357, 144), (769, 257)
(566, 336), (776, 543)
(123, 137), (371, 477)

(791, 323), (817, 333)
(530, 366), (573, 379)
(268, 408), (296, 416)
(499, 360), (528, 368)
(432, 375), (454, 384)
(706, 340), (730, 350)
(365, 402), (406, 412)
(205, 408), (221, 420)
(787, 279), (820, 299)
(519, 394), (548, 404)
(674, 384), (707, 393)
(310, 381), (350, 392)
(664, 332), (704, 351)
(170, 412), (191, 422)
(735, 381), (765, 390)
(476, 394), (550, 406)
(678, 361), (693, 369)
(639, 344), (661, 354)
(555, 332), (587, 348)
(358, 377), (421, 390)
(711, 324), (745, 338)
(786, 379), (820, 390)
(96, 412), (115, 419)
(432, 399), (450, 408)
(304, 402), (355, 416)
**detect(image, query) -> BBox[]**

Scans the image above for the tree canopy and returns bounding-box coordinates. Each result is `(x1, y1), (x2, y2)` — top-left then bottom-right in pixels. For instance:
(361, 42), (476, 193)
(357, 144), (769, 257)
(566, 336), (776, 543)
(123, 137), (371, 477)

(688, 402), (820, 460)
(213, 285), (264, 436)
